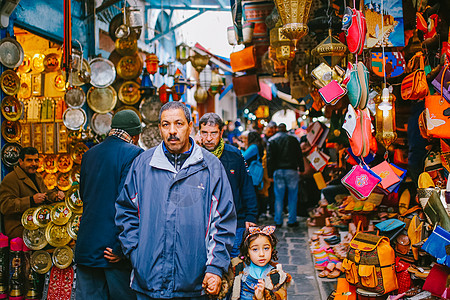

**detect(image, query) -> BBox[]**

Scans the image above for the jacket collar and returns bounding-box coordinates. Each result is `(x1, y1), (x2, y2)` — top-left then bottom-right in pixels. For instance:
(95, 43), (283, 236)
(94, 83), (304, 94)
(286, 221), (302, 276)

(150, 140), (204, 173)
(14, 166), (40, 193)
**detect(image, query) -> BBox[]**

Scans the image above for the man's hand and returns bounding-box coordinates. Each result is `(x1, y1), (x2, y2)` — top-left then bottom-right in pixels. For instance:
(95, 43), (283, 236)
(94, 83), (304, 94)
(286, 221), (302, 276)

(56, 191), (65, 201)
(104, 247), (121, 263)
(33, 193), (47, 204)
(202, 272), (221, 295)
(254, 279), (265, 300)
(246, 222), (256, 229)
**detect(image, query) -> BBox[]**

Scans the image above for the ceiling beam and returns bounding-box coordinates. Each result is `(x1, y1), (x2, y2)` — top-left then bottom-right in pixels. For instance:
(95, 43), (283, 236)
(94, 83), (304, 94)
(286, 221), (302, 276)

(145, 4), (229, 11)
(215, 0), (229, 9)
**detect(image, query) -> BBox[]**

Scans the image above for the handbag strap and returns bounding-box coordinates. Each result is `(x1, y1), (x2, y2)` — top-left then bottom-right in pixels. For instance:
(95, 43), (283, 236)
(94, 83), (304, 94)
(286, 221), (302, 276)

(440, 64), (449, 105)
(408, 52), (425, 71)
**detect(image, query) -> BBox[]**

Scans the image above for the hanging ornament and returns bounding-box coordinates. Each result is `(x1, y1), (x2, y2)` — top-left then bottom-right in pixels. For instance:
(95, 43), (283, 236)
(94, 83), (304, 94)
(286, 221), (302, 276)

(189, 52), (209, 73)
(159, 64), (168, 76)
(173, 74), (188, 97)
(158, 84), (170, 104)
(194, 86), (208, 103)
(176, 43), (190, 64)
(199, 66), (212, 91)
(167, 62), (177, 77)
(312, 29), (347, 67)
(145, 53), (159, 75)
(374, 84), (397, 151)
(209, 71), (224, 95)
(269, 25), (295, 77)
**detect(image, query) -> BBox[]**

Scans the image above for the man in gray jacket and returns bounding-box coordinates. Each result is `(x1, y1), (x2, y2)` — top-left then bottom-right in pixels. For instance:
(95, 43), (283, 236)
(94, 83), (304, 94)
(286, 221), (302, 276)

(116, 102), (237, 299)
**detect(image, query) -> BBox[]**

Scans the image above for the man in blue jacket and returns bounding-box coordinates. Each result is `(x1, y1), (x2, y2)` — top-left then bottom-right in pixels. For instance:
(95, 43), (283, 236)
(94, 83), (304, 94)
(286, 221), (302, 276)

(75, 110), (143, 300)
(198, 113), (257, 257)
(116, 102), (236, 299)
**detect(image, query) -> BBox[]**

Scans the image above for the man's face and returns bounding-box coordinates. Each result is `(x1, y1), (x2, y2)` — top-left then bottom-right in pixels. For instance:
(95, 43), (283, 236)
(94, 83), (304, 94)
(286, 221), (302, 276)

(200, 124), (223, 151)
(159, 108), (193, 154)
(19, 154), (39, 175)
(266, 126), (276, 137)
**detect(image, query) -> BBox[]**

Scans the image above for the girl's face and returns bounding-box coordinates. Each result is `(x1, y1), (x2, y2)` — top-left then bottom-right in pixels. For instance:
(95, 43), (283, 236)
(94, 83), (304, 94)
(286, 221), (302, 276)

(248, 235), (272, 267)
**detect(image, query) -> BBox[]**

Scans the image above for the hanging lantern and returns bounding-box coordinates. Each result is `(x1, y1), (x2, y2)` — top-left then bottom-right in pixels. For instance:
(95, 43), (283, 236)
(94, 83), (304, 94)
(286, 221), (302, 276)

(167, 62), (177, 77)
(159, 64), (168, 76)
(374, 84), (397, 150)
(209, 71), (224, 95)
(173, 74), (188, 97)
(141, 68), (153, 89)
(158, 83), (170, 104)
(174, 68), (182, 79)
(269, 27), (295, 77)
(312, 29), (347, 67)
(145, 53), (159, 75)
(176, 43), (190, 64)
(273, 0), (312, 50)
(189, 52), (209, 73)
(199, 65), (212, 90)
(194, 86), (208, 103)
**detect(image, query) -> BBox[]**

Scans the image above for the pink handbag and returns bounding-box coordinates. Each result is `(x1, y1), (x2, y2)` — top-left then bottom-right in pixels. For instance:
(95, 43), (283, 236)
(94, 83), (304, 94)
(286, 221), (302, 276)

(319, 80), (347, 105)
(341, 165), (382, 200)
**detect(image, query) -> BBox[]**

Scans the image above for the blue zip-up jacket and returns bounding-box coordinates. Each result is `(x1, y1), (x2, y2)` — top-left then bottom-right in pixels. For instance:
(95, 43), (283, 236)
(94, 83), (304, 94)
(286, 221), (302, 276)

(115, 142), (237, 298)
(220, 144), (257, 228)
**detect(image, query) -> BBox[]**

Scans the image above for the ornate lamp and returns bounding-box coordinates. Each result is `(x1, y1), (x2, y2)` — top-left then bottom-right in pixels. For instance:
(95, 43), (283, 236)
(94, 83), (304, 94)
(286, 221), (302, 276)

(173, 74), (188, 97)
(274, 0), (312, 50)
(176, 43), (190, 64)
(159, 64), (168, 76)
(209, 71), (224, 95)
(158, 83), (170, 104)
(374, 84), (397, 152)
(145, 53), (159, 75)
(189, 52), (209, 73)
(167, 62), (177, 77)
(141, 68), (153, 88)
(199, 65), (212, 91)
(270, 26), (295, 76)
(194, 86), (208, 103)
(312, 29), (347, 67)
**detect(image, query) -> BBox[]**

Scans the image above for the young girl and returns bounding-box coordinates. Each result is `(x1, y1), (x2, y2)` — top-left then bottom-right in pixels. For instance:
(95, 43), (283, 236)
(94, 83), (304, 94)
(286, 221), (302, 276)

(230, 226), (292, 300)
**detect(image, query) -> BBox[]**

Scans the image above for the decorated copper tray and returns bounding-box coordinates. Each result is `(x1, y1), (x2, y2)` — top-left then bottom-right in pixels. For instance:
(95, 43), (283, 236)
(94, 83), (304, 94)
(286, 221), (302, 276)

(43, 155), (58, 173)
(70, 57), (91, 87)
(87, 86), (117, 113)
(0, 70), (20, 96)
(139, 125), (161, 150)
(116, 55), (142, 80)
(140, 96), (161, 123)
(1, 120), (21, 143)
(43, 172), (57, 190)
(31, 250), (52, 274)
(91, 112), (112, 136)
(115, 36), (138, 56)
(70, 164), (80, 184)
(66, 214), (81, 240)
(118, 81), (140, 105)
(23, 228), (48, 250)
(65, 185), (83, 214)
(50, 202), (72, 225)
(1, 96), (22, 121)
(1, 142), (21, 168)
(56, 154), (73, 173)
(45, 223), (72, 247)
(89, 57), (116, 88)
(43, 53), (60, 72)
(64, 86), (85, 108)
(56, 172), (72, 191)
(32, 205), (53, 228)
(52, 246), (73, 269)
(37, 155), (45, 173)
(0, 37), (24, 69)
(32, 53), (45, 72)
(63, 107), (87, 131)
(22, 207), (39, 231)
(18, 54), (31, 73)
(53, 72), (66, 92)
(18, 73), (31, 98)
(70, 142), (88, 164)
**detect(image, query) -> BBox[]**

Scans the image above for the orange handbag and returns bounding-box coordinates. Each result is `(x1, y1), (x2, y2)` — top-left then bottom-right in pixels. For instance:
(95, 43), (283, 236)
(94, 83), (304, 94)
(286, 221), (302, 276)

(424, 64), (450, 139)
(401, 52), (429, 100)
(230, 46), (256, 72)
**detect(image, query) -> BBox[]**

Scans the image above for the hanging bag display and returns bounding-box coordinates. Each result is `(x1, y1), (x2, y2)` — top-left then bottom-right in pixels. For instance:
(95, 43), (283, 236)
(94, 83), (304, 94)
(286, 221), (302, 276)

(230, 45), (256, 72)
(318, 80), (347, 105)
(431, 65), (450, 103)
(401, 52), (429, 100)
(421, 225), (450, 268)
(341, 164), (381, 200)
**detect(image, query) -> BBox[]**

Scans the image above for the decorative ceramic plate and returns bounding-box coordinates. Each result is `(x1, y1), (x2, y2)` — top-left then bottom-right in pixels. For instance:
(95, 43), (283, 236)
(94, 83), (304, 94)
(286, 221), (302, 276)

(53, 72), (66, 92)
(32, 205), (53, 228)
(56, 172), (72, 191)
(139, 96), (161, 123)
(118, 81), (140, 105)
(21, 207), (39, 231)
(63, 108), (87, 131)
(91, 113), (112, 136)
(0, 37), (24, 69)
(65, 185), (83, 214)
(89, 57), (116, 88)
(116, 55), (142, 80)
(23, 228), (48, 250)
(87, 86), (117, 113)
(56, 154), (73, 173)
(1, 142), (21, 168)
(43, 172), (57, 190)
(31, 250), (52, 274)
(64, 86), (85, 108)
(1, 96), (22, 121)
(70, 165), (80, 184)
(45, 223), (71, 247)
(50, 202), (72, 226)
(43, 155), (58, 173)
(0, 70), (20, 95)
(32, 53), (45, 72)
(66, 214), (81, 240)
(1, 120), (21, 143)
(43, 53), (60, 72)
(52, 246), (73, 269)
(70, 142), (88, 164)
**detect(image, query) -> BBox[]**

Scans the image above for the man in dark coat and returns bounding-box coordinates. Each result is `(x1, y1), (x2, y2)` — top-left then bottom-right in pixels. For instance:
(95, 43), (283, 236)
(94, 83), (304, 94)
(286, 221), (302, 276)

(75, 110), (143, 300)
(199, 113), (257, 257)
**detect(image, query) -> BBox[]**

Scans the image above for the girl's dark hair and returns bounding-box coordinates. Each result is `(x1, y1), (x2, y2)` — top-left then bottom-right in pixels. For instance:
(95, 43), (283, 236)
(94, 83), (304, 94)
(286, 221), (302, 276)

(239, 226), (278, 265)
(247, 131), (264, 158)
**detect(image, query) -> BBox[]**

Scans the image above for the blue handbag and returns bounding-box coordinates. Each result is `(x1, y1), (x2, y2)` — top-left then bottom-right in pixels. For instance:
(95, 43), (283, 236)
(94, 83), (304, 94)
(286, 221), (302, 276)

(248, 159), (264, 189)
(421, 225), (450, 268)
(375, 219), (405, 240)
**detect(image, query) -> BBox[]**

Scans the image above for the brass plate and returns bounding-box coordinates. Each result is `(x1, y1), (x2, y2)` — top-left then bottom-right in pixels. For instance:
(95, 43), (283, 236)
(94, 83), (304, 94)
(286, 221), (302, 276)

(1, 96), (22, 121)
(64, 86), (85, 108)
(56, 154), (73, 173)
(23, 228), (48, 250)
(32, 205), (53, 228)
(63, 107), (87, 131)
(37, 155), (45, 173)
(32, 53), (45, 73)
(65, 185), (83, 214)
(70, 164), (80, 184)
(1, 120), (21, 143)
(43, 172), (57, 190)
(54, 72), (66, 92)
(18, 73), (31, 99)
(89, 57), (116, 88)
(56, 172), (72, 191)
(0, 37), (24, 69)
(66, 214), (81, 240)
(21, 207), (39, 230)
(45, 223), (72, 247)
(0, 70), (20, 96)
(1, 142), (21, 168)
(118, 81), (140, 105)
(71, 58), (91, 87)
(43, 53), (60, 72)
(116, 55), (142, 80)
(115, 36), (138, 56)
(139, 96), (161, 123)
(18, 54), (31, 73)
(91, 113), (112, 136)
(43, 155), (58, 173)
(87, 86), (117, 114)
(50, 202), (72, 225)
(52, 246), (73, 269)
(31, 250), (52, 274)
(70, 142), (89, 164)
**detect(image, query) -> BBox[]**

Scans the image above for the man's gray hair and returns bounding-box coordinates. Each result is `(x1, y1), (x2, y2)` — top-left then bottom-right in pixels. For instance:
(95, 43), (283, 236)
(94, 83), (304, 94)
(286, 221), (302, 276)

(199, 113), (224, 130)
(158, 102), (192, 123)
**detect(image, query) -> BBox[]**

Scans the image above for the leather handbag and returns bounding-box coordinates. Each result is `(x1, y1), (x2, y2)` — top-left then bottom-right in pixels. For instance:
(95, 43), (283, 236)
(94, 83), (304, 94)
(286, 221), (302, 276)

(375, 218), (405, 241)
(230, 45), (256, 72)
(425, 64), (450, 139)
(341, 164), (382, 200)
(421, 225), (450, 268)
(431, 65), (450, 103)
(401, 52), (429, 100)
(232, 74), (260, 97)
(319, 80), (346, 105)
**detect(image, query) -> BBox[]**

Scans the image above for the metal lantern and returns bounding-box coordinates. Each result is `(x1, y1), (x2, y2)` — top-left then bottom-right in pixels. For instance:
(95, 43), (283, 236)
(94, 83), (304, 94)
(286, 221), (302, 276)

(194, 86), (208, 103)
(173, 74), (188, 97)
(159, 64), (168, 76)
(199, 65), (212, 91)
(189, 52), (209, 73)
(158, 83), (170, 104)
(374, 84), (397, 150)
(146, 53), (159, 75)
(167, 62), (177, 77)
(273, 0), (312, 50)
(209, 71), (224, 95)
(176, 43), (190, 64)
(141, 68), (153, 88)
(174, 68), (182, 78)
(312, 29), (347, 67)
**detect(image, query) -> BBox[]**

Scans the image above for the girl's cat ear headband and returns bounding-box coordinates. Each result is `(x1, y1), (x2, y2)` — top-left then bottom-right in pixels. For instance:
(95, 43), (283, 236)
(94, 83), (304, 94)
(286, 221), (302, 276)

(245, 226), (276, 240)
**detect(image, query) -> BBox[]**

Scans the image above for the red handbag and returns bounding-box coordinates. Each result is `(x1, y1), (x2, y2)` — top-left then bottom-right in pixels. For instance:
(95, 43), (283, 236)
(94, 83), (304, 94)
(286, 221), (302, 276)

(401, 52), (429, 100)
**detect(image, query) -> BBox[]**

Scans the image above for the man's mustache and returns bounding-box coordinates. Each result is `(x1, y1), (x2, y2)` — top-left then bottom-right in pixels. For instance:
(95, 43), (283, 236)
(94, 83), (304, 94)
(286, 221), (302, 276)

(168, 135), (179, 141)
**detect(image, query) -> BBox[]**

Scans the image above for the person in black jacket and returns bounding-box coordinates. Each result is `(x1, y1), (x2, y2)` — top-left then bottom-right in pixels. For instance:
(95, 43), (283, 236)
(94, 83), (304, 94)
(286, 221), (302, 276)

(267, 123), (304, 227)
(199, 113), (258, 257)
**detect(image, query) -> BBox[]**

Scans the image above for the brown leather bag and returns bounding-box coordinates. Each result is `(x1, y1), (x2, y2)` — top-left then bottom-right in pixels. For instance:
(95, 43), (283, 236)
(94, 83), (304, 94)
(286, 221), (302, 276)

(401, 52), (429, 100)
(232, 74), (260, 97)
(230, 46), (256, 72)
